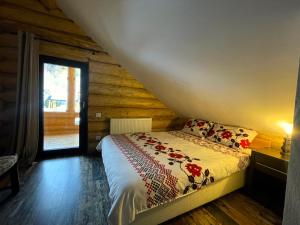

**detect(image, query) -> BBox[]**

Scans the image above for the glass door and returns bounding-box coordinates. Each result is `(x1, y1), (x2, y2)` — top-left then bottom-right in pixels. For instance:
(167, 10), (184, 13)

(39, 56), (88, 156)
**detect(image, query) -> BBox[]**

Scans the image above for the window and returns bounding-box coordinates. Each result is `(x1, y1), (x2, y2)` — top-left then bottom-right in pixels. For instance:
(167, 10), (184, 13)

(75, 68), (81, 113)
(43, 63), (69, 112)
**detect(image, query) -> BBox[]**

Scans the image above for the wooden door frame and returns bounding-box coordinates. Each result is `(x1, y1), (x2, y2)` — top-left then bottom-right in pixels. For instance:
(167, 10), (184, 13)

(37, 55), (88, 159)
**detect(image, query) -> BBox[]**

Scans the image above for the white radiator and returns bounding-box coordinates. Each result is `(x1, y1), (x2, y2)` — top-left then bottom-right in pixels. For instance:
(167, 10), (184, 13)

(110, 118), (152, 134)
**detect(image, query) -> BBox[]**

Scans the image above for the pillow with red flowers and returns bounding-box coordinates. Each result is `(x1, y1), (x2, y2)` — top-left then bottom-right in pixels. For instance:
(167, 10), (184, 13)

(206, 124), (257, 151)
(182, 119), (214, 138)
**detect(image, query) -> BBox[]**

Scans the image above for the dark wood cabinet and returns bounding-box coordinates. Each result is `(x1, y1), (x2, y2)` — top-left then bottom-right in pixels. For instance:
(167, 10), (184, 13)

(247, 148), (289, 216)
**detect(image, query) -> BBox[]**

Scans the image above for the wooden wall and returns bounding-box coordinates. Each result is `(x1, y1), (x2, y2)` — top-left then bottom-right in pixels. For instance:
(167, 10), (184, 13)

(0, 31), (18, 152)
(250, 132), (283, 150)
(0, 0), (183, 154)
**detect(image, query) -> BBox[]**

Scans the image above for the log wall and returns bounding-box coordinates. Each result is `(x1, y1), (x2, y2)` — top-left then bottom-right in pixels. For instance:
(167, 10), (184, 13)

(0, 31), (18, 152)
(0, 0), (183, 154)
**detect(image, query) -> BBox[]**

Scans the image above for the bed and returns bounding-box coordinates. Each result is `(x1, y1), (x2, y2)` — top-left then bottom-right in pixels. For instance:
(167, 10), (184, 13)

(97, 130), (251, 225)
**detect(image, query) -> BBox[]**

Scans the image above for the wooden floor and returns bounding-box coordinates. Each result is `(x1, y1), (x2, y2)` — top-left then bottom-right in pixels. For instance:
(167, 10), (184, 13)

(0, 156), (282, 225)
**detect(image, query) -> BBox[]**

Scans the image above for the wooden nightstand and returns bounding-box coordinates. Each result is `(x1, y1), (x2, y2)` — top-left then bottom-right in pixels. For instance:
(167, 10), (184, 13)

(246, 148), (289, 216)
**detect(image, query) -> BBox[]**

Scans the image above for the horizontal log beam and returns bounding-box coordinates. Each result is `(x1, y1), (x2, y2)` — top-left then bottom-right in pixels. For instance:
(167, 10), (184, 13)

(89, 54), (118, 65)
(0, 47), (18, 60)
(89, 61), (132, 79)
(44, 119), (78, 125)
(44, 126), (79, 131)
(88, 115), (179, 123)
(89, 73), (144, 89)
(39, 0), (57, 10)
(89, 83), (155, 99)
(0, 20), (102, 51)
(0, 59), (18, 73)
(0, 2), (86, 36)
(251, 133), (284, 150)
(88, 121), (109, 132)
(39, 40), (116, 64)
(44, 130), (78, 135)
(88, 118), (183, 133)
(152, 118), (185, 129)
(89, 95), (167, 109)
(44, 111), (79, 117)
(3, 0), (66, 19)
(0, 33), (18, 47)
(88, 107), (177, 121)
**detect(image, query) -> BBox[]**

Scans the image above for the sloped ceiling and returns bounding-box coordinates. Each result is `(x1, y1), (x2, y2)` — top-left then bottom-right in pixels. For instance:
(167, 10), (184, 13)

(57, 0), (300, 135)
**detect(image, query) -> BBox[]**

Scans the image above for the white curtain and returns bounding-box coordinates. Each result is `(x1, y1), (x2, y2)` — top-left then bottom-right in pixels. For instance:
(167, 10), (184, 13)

(11, 31), (39, 165)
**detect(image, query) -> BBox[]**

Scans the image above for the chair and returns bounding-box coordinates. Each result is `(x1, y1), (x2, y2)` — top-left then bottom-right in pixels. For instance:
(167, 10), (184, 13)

(0, 154), (19, 194)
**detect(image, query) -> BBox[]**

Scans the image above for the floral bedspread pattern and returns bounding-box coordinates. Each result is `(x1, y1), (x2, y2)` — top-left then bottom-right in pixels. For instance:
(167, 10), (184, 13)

(168, 131), (251, 170)
(111, 132), (216, 209)
(111, 134), (179, 208)
(206, 124), (257, 151)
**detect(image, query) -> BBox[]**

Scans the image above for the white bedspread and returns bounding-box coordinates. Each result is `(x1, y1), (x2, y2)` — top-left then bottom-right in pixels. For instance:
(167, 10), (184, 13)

(97, 131), (250, 225)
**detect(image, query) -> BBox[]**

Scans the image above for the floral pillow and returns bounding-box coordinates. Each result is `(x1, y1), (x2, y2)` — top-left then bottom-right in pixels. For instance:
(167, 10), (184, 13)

(206, 124), (257, 150)
(182, 119), (214, 138)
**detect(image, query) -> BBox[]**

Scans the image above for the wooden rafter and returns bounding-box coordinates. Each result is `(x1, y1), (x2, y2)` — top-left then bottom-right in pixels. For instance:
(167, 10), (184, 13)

(39, 0), (57, 10)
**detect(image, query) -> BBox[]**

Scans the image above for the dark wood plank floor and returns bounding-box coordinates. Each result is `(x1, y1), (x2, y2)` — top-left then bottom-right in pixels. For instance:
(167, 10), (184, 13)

(0, 156), (282, 225)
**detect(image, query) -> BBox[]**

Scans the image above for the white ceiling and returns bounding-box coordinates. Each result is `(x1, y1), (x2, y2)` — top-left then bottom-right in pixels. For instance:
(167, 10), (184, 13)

(58, 0), (300, 135)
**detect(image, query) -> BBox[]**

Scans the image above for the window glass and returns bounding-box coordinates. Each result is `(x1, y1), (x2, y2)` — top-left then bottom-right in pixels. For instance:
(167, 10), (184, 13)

(43, 63), (68, 112)
(75, 68), (81, 112)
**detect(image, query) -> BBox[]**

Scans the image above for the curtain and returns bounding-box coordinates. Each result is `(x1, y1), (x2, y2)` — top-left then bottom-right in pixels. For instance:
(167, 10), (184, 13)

(10, 31), (39, 166)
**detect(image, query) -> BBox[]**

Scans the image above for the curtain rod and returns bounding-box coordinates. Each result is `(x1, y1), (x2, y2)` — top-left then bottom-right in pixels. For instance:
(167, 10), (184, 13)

(34, 37), (105, 55)
(3, 30), (106, 55)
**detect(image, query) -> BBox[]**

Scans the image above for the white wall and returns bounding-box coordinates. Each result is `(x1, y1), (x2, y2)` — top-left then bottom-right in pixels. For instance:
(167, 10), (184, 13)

(58, 0), (300, 135)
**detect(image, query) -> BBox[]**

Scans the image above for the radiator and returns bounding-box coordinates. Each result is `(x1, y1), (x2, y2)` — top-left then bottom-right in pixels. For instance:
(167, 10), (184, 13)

(110, 118), (152, 134)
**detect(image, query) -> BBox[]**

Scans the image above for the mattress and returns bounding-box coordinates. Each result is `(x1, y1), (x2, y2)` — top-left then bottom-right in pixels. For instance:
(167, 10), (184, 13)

(97, 131), (251, 225)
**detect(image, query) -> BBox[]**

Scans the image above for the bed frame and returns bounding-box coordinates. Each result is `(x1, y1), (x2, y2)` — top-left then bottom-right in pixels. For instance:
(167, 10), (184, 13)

(131, 171), (245, 225)
(105, 118), (265, 225)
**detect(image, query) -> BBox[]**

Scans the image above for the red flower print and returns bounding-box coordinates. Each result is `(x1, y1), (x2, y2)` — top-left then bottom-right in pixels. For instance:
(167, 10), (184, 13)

(197, 121), (205, 127)
(147, 139), (156, 144)
(240, 139), (250, 148)
(186, 120), (193, 128)
(155, 145), (166, 151)
(168, 153), (184, 159)
(221, 131), (232, 139)
(207, 129), (215, 137)
(138, 135), (146, 139)
(185, 163), (202, 177)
